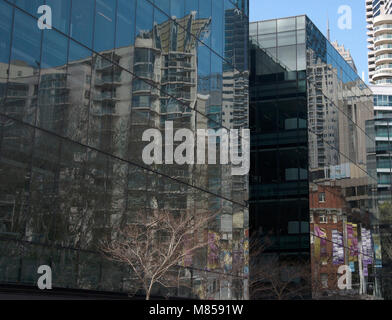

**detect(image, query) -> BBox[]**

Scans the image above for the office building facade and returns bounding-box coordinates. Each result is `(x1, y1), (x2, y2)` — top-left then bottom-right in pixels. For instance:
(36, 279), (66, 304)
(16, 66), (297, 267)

(366, 0), (392, 299)
(250, 16), (380, 299)
(0, 0), (249, 299)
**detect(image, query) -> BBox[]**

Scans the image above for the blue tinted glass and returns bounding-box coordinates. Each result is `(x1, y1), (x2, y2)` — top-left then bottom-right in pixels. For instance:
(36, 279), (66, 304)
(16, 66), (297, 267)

(135, 0), (153, 37)
(46, 0), (71, 34)
(199, 0), (212, 47)
(13, 0), (43, 17)
(70, 0), (95, 48)
(116, 0), (136, 48)
(68, 39), (92, 62)
(211, 0), (224, 56)
(11, 9), (42, 67)
(171, 0), (184, 19)
(154, 0), (170, 16)
(94, 0), (116, 52)
(41, 28), (68, 68)
(154, 5), (168, 25)
(185, 0), (198, 19)
(0, 0), (12, 64)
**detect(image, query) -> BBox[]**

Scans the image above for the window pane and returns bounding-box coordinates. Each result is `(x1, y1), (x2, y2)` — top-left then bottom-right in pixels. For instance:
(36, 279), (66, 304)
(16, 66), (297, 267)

(249, 22), (257, 36)
(94, 0), (116, 52)
(70, 0), (95, 48)
(46, 0), (71, 34)
(13, 0), (43, 17)
(277, 17), (296, 32)
(211, 0), (224, 56)
(278, 45), (297, 70)
(0, 1), (12, 101)
(0, 0), (12, 63)
(171, 0), (185, 19)
(278, 31), (296, 46)
(258, 20), (276, 34)
(116, 0), (136, 48)
(155, 0), (170, 15)
(66, 40), (92, 144)
(297, 29), (306, 44)
(297, 16), (306, 29)
(7, 9), (42, 124)
(41, 29), (68, 69)
(135, 0), (153, 38)
(38, 30), (69, 135)
(258, 33), (276, 48)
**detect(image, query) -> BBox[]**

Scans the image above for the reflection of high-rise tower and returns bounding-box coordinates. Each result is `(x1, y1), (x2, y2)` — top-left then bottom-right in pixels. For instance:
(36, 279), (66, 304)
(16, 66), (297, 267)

(250, 15), (379, 299)
(332, 41), (357, 74)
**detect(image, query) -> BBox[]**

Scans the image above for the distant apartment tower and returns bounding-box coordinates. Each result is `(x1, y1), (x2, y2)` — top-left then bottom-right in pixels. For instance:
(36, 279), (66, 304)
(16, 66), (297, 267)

(367, 0), (392, 84)
(366, 0), (392, 300)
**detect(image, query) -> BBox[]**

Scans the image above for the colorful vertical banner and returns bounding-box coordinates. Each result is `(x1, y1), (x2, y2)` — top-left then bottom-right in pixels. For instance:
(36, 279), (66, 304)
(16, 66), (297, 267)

(361, 228), (374, 277)
(207, 231), (220, 270)
(182, 233), (193, 267)
(332, 230), (344, 265)
(361, 228), (373, 265)
(243, 231), (249, 275)
(347, 223), (359, 264)
(373, 234), (382, 268)
(314, 225), (327, 260)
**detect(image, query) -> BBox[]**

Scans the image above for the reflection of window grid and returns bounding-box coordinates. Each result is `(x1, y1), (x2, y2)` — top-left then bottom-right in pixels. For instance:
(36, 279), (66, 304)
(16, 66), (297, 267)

(321, 274), (328, 288)
(319, 215), (327, 224)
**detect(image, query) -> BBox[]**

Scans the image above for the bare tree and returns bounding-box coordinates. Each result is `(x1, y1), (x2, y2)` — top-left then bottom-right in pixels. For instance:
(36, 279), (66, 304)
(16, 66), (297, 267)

(101, 209), (216, 300)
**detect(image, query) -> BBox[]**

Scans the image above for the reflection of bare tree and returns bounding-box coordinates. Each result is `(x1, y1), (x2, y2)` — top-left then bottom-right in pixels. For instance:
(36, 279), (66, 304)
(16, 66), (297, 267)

(101, 209), (215, 300)
(378, 202), (392, 298)
(310, 254), (339, 299)
(249, 236), (310, 300)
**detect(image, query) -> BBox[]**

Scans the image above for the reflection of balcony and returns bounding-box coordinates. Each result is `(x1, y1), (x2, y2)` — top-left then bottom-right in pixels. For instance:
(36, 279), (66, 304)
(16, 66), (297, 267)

(93, 92), (119, 101)
(161, 92), (192, 100)
(6, 90), (28, 98)
(96, 60), (113, 70)
(132, 87), (160, 97)
(164, 61), (194, 69)
(134, 72), (160, 83)
(161, 76), (195, 85)
(94, 75), (122, 86)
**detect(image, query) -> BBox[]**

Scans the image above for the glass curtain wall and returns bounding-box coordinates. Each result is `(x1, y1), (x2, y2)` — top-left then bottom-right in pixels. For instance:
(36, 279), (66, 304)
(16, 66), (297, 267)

(0, 0), (249, 300)
(250, 16), (380, 299)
